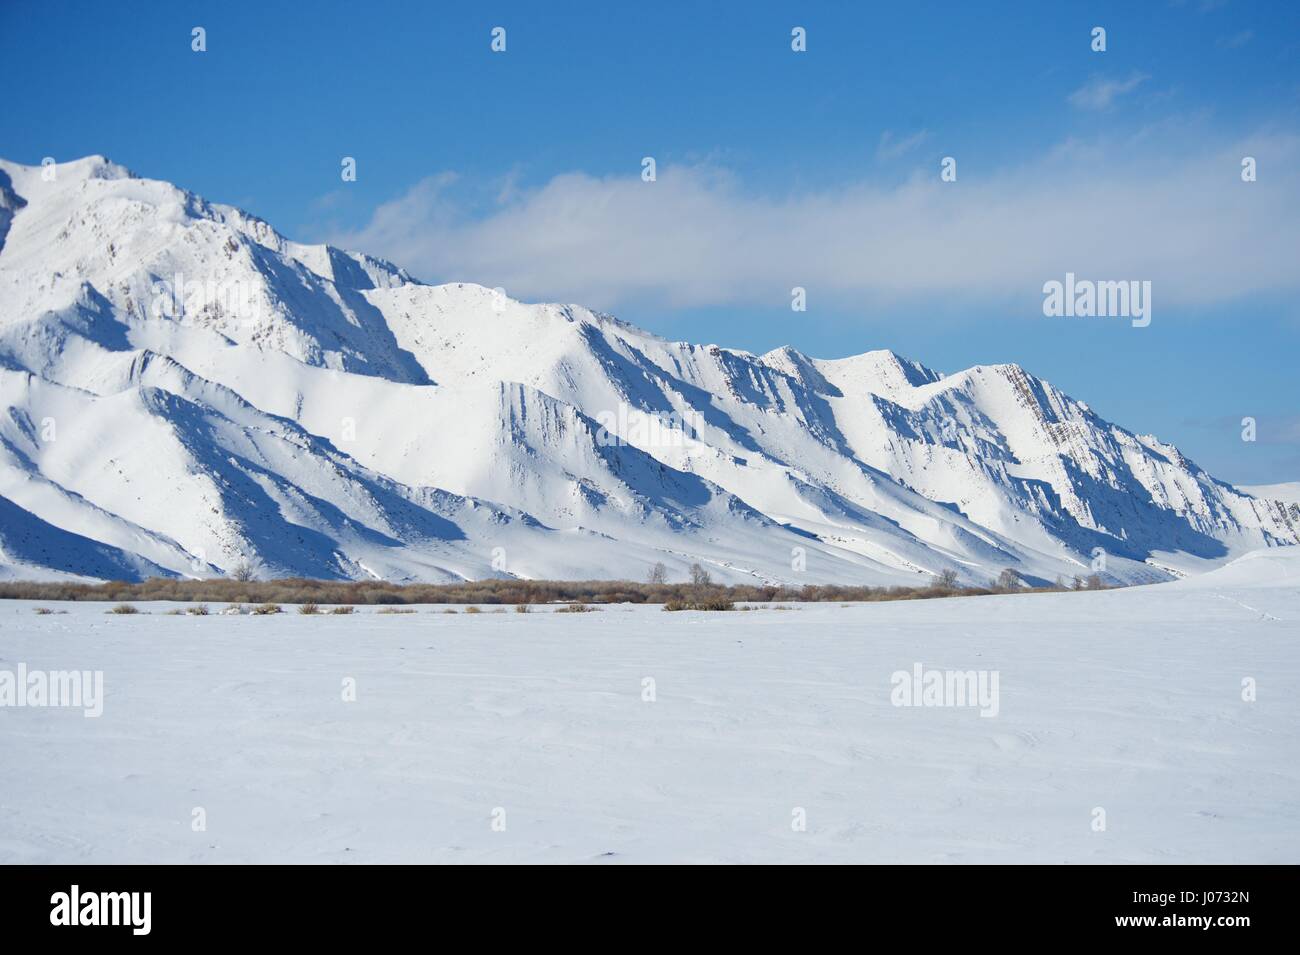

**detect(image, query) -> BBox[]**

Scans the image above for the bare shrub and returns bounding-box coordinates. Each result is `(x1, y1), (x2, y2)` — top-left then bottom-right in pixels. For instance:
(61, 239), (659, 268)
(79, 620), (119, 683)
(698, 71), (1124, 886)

(554, 602), (598, 613)
(330, 606), (354, 615)
(464, 606), (481, 614)
(252, 603), (281, 615)
(932, 569), (959, 590)
(187, 604), (209, 616)
(109, 603), (139, 615)
(664, 598), (733, 612)
(646, 562), (668, 585)
(515, 603), (531, 613)
(299, 603), (319, 615)
(230, 559), (259, 582)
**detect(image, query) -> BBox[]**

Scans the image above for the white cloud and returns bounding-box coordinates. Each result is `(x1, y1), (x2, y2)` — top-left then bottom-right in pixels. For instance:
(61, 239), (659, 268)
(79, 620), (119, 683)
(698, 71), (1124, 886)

(1068, 72), (1149, 111)
(326, 132), (1300, 315)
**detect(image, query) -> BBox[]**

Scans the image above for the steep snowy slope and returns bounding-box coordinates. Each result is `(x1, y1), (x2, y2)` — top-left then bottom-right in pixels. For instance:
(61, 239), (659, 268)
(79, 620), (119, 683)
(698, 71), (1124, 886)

(0, 155), (1294, 583)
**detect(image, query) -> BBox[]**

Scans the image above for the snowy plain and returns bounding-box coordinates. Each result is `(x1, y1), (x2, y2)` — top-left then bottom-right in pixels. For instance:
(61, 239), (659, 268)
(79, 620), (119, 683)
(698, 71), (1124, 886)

(1, 549), (1297, 864)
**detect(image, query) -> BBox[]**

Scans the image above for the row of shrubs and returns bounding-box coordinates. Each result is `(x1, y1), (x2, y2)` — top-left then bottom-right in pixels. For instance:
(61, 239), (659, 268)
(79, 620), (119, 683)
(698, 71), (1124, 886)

(48, 594), (1078, 616)
(3, 574), (1099, 607)
(85, 602), (607, 616)
(111, 602), (312, 615)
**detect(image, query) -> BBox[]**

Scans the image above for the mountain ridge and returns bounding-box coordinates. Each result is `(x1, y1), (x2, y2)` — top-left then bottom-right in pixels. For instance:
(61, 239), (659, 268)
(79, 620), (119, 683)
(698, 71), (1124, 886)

(0, 155), (1295, 585)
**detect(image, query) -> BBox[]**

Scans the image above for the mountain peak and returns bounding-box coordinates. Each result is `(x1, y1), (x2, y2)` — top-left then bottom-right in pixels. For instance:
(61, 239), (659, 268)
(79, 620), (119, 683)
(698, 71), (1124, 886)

(0, 154), (134, 189)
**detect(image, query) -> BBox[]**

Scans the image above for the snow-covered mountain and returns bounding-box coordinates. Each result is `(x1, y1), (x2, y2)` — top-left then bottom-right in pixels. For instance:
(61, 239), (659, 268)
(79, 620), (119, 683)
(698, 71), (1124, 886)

(1, 155), (1295, 585)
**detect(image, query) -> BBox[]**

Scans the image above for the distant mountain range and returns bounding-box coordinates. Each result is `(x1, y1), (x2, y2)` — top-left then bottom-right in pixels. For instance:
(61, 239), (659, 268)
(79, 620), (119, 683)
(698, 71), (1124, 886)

(0, 156), (1295, 585)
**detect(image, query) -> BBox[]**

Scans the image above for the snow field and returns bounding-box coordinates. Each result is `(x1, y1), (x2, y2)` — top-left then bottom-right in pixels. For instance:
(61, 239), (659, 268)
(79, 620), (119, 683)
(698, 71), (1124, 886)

(2, 552), (1296, 863)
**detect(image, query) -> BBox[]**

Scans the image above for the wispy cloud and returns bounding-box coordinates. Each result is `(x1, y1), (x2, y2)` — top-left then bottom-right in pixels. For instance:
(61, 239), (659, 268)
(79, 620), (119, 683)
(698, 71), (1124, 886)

(877, 130), (930, 161)
(307, 190), (349, 213)
(324, 131), (1300, 315)
(1217, 29), (1254, 49)
(1068, 72), (1150, 110)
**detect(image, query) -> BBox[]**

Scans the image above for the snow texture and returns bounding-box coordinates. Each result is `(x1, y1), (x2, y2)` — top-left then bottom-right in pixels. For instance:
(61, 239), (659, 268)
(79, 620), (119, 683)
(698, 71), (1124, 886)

(1, 547), (1296, 863)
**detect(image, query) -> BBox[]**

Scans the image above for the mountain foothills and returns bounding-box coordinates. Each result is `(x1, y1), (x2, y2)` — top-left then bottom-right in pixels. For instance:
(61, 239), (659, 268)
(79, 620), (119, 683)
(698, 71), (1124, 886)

(0, 156), (1295, 586)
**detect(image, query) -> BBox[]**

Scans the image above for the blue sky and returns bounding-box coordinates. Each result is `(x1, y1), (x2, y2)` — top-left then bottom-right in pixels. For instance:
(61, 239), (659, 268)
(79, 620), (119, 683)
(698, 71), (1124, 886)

(3, 0), (1298, 483)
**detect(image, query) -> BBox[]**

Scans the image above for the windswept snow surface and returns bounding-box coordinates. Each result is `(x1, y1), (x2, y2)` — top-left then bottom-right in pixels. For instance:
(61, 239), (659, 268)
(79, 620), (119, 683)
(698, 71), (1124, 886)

(0, 155), (1296, 586)
(2, 549), (1297, 863)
